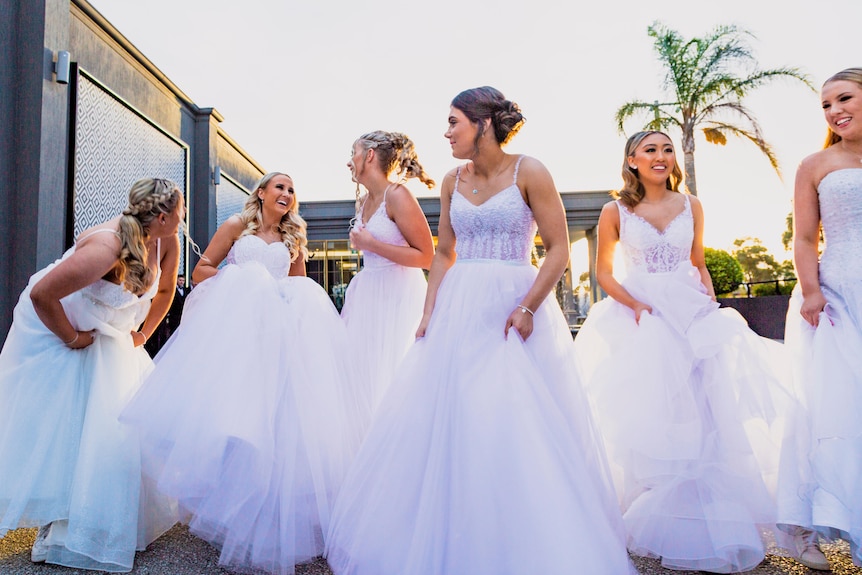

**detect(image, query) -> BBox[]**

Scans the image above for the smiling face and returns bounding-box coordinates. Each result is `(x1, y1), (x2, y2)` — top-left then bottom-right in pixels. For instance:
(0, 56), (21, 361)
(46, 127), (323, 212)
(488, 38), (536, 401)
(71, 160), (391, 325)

(628, 133), (676, 186)
(444, 106), (479, 159)
(257, 174), (295, 215)
(822, 79), (862, 140)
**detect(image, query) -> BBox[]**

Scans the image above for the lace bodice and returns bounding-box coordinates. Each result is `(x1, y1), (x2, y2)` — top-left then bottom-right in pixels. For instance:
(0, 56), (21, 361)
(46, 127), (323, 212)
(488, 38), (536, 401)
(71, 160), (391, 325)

(226, 234), (292, 279)
(356, 191), (409, 269)
(818, 169), (862, 285)
(72, 232), (161, 331)
(451, 157), (537, 262)
(617, 196), (693, 274)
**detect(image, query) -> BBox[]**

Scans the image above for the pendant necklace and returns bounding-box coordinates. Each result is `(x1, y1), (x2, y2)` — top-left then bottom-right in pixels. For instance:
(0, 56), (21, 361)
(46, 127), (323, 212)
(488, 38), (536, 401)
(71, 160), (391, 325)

(470, 160), (510, 195)
(840, 141), (862, 164)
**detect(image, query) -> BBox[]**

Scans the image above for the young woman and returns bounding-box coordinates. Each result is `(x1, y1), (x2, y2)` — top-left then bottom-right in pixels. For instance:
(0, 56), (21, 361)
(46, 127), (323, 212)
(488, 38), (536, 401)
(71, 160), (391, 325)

(779, 67), (862, 570)
(342, 130), (434, 412)
(121, 173), (366, 575)
(0, 178), (183, 572)
(325, 87), (634, 575)
(574, 131), (795, 573)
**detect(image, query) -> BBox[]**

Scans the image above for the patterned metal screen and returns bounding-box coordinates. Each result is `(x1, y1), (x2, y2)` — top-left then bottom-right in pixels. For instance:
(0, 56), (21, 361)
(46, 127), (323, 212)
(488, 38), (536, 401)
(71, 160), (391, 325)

(216, 174), (250, 228)
(73, 71), (188, 268)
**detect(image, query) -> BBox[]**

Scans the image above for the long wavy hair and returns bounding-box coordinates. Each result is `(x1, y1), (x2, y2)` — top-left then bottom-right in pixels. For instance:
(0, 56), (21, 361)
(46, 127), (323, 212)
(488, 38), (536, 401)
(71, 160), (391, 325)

(451, 86), (525, 154)
(822, 67), (862, 148)
(238, 172), (308, 262)
(117, 178), (182, 295)
(612, 131), (684, 208)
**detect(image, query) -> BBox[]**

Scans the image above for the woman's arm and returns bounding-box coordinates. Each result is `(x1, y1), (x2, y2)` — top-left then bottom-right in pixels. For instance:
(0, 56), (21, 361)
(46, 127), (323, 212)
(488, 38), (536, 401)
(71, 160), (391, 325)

(134, 233), (180, 347)
(289, 256), (306, 277)
(504, 157), (568, 341)
(192, 215), (244, 284)
(689, 196), (716, 300)
(349, 185), (434, 269)
(793, 155), (826, 327)
(29, 231), (121, 348)
(595, 202), (652, 323)
(416, 170), (458, 338)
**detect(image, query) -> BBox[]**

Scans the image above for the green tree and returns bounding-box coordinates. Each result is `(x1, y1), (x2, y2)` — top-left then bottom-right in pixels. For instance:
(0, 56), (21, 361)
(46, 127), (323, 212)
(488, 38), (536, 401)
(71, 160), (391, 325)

(615, 22), (813, 195)
(704, 247), (743, 295)
(782, 211), (793, 251)
(732, 237), (780, 283)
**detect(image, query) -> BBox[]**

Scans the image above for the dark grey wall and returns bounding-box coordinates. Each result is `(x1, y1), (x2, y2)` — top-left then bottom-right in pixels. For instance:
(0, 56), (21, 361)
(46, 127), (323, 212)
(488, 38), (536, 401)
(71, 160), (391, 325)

(0, 0), (72, 337)
(718, 295), (790, 340)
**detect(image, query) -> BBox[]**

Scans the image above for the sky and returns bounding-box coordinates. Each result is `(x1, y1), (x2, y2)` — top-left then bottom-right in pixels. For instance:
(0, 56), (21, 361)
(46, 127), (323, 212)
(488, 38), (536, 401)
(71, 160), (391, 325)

(89, 0), (858, 266)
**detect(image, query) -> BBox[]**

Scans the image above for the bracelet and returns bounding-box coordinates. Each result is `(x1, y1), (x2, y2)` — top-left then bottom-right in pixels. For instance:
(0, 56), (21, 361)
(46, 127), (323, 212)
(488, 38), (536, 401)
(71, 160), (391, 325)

(64, 332), (79, 345)
(517, 304), (534, 317)
(136, 331), (147, 343)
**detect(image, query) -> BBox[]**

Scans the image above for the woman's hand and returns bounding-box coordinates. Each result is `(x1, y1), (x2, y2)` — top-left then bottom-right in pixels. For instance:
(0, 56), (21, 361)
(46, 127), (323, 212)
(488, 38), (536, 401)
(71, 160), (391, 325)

(66, 329), (96, 350)
(631, 301), (653, 324)
(131, 330), (147, 347)
(800, 290), (827, 327)
(415, 313), (432, 338)
(349, 227), (376, 252)
(505, 306), (534, 341)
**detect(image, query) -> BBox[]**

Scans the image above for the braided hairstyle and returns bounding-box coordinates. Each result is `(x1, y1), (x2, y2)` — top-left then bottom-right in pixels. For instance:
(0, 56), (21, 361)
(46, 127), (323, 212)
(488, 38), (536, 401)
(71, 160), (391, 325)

(238, 172), (308, 263)
(355, 131), (436, 189)
(117, 178), (182, 295)
(822, 68), (862, 148)
(451, 86), (525, 154)
(613, 131), (683, 208)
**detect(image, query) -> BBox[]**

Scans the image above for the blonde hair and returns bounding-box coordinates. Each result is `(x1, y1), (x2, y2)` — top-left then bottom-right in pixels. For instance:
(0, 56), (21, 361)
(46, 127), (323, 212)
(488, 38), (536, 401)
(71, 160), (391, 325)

(612, 131), (684, 208)
(355, 131), (435, 189)
(822, 67), (862, 148)
(239, 172), (308, 262)
(118, 178), (182, 295)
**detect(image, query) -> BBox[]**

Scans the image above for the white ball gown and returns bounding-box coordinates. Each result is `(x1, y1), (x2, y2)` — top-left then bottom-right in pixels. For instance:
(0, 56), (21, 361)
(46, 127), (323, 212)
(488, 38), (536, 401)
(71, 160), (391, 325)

(574, 196), (794, 573)
(779, 168), (862, 565)
(121, 234), (367, 575)
(326, 160), (635, 575)
(0, 232), (178, 572)
(341, 191), (427, 412)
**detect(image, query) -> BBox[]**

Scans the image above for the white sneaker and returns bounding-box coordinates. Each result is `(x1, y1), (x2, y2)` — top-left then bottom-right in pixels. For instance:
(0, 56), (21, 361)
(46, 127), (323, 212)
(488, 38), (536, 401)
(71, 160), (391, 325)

(791, 528), (830, 571)
(30, 524), (51, 563)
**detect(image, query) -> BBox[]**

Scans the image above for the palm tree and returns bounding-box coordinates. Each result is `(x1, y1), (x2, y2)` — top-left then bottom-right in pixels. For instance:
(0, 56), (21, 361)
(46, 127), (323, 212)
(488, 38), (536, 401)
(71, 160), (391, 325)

(615, 22), (813, 195)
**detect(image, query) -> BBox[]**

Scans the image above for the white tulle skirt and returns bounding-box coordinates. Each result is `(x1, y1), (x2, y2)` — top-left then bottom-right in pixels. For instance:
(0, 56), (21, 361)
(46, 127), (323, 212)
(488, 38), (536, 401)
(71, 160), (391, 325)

(779, 282), (862, 564)
(121, 262), (367, 575)
(575, 264), (794, 573)
(326, 259), (635, 575)
(0, 263), (178, 572)
(341, 262), (426, 412)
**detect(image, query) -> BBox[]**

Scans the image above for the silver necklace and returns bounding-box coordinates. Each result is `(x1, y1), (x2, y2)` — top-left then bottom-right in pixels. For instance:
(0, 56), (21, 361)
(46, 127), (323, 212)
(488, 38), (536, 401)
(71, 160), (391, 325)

(840, 142), (862, 164)
(469, 161), (510, 195)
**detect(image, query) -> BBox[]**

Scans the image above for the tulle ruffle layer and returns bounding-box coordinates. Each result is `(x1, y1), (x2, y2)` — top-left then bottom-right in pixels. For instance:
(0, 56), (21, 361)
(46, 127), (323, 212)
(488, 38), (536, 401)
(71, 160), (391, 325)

(122, 262), (366, 575)
(326, 260), (634, 575)
(341, 264), (426, 413)
(0, 264), (177, 572)
(575, 264), (794, 573)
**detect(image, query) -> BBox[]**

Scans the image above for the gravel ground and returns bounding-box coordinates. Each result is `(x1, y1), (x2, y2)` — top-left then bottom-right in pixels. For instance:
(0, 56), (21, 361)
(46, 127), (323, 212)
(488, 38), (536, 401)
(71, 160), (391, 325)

(2, 525), (861, 575)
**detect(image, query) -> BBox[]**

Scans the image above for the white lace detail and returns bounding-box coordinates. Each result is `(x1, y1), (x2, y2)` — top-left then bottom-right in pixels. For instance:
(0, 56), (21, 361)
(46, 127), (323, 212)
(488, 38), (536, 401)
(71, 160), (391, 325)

(451, 157), (536, 262)
(226, 235), (292, 279)
(818, 169), (862, 285)
(357, 195), (408, 269)
(617, 196), (693, 274)
(79, 237), (160, 310)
